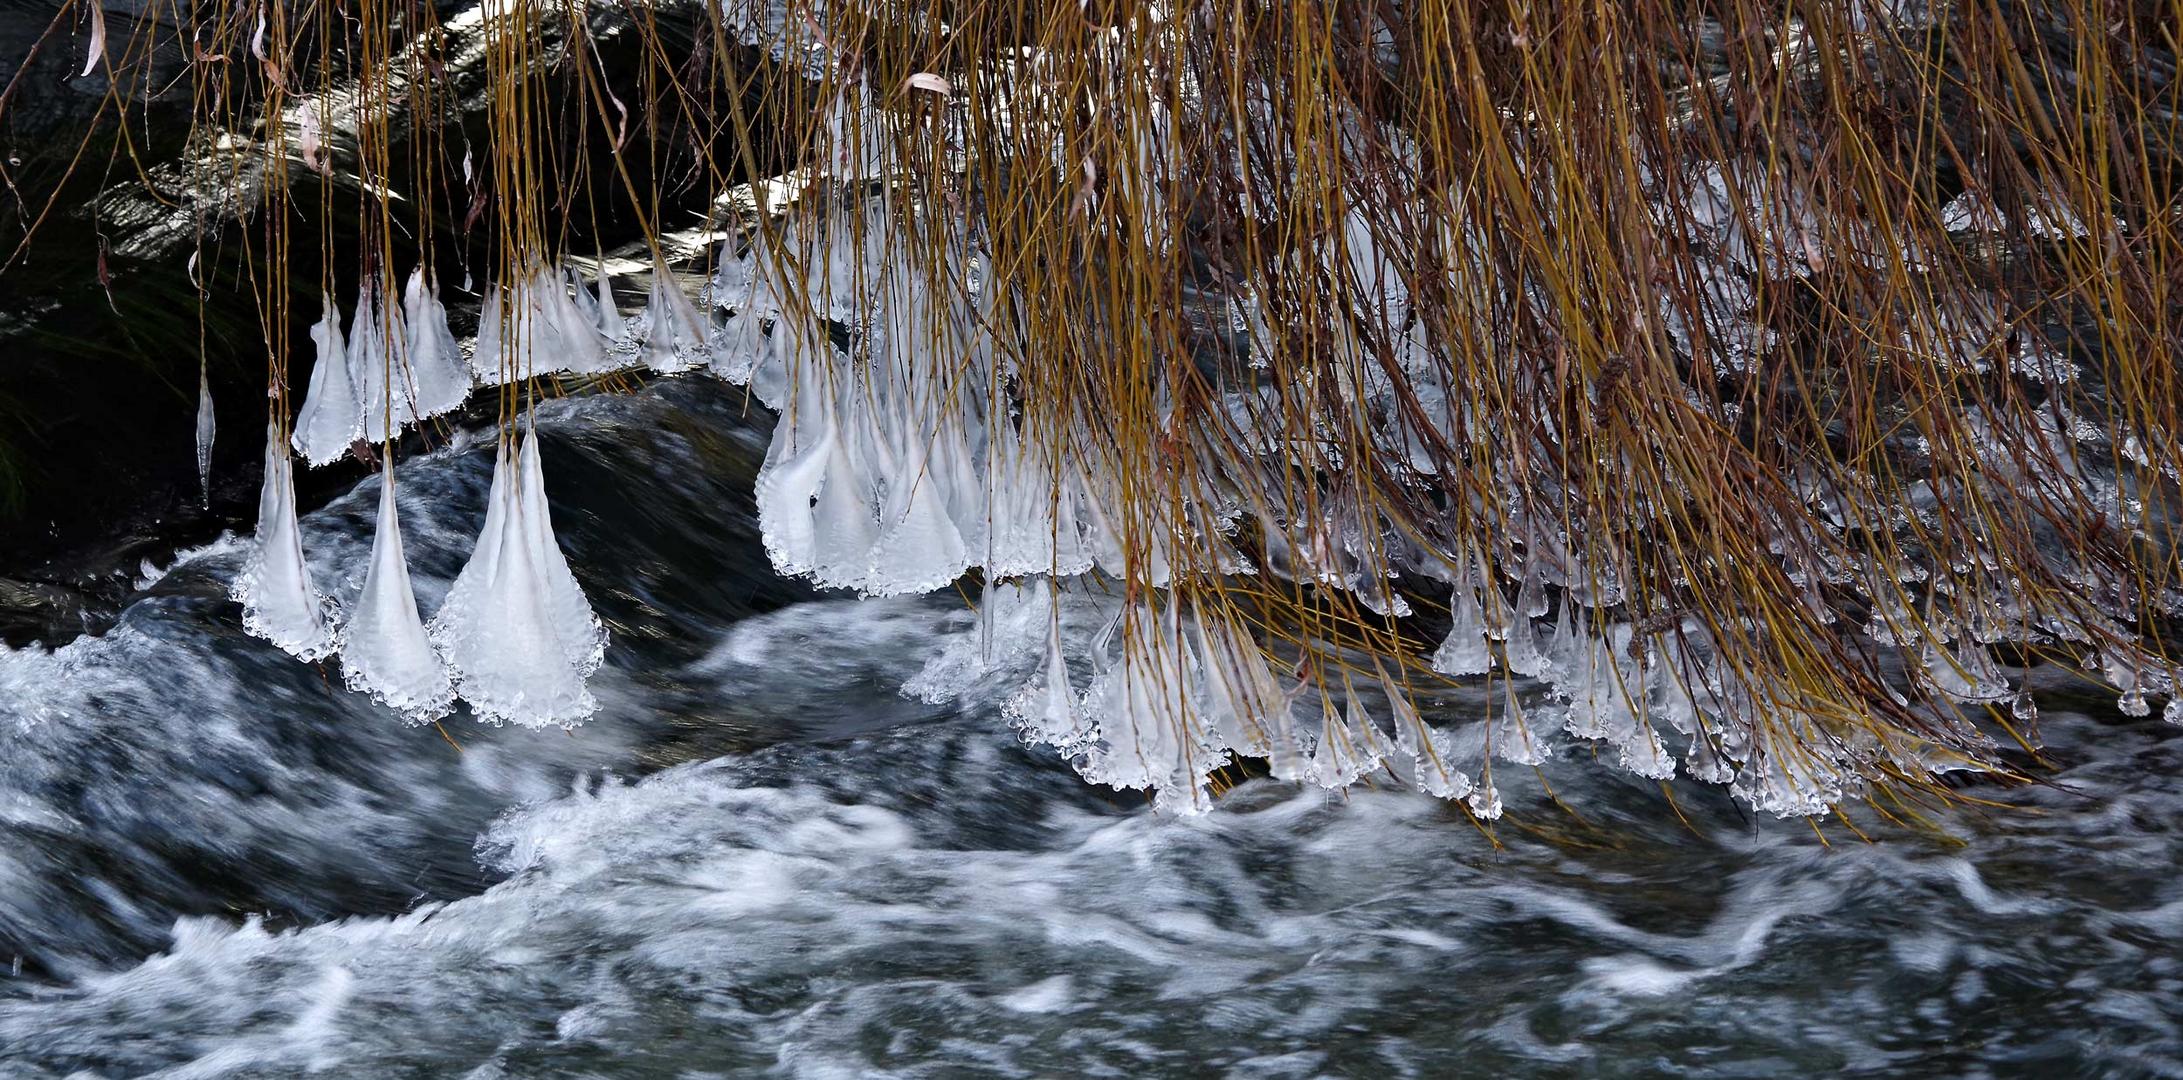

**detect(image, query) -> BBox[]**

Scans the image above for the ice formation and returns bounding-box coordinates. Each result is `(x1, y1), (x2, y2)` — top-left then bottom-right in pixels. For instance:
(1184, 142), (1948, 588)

(470, 283), (509, 383)
(243, 162), (2176, 817)
(231, 229), (2177, 818)
(194, 368), (215, 508)
(340, 470), (454, 721)
(539, 266), (621, 376)
(293, 292), (364, 466)
(427, 429), (601, 727)
(348, 276), (412, 444)
(682, 183), (2180, 820)
(589, 271), (630, 348)
(233, 422), (339, 662)
(637, 259), (708, 373)
(517, 427), (607, 676)
(399, 270), (475, 422)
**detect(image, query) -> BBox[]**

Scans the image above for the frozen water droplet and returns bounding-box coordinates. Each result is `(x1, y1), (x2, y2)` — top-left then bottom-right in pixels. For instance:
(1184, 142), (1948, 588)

(233, 422), (338, 661)
(401, 269), (475, 420)
(429, 440), (597, 727)
(341, 469), (453, 721)
(1466, 777), (1503, 820)
(293, 293), (363, 466)
(194, 368), (215, 508)
(638, 259), (708, 373)
(552, 265), (619, 375)
(518, 427), (607, 676)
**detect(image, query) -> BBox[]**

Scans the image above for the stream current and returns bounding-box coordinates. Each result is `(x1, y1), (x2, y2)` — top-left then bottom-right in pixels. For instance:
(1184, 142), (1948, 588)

(1, 380), (2178, 1078)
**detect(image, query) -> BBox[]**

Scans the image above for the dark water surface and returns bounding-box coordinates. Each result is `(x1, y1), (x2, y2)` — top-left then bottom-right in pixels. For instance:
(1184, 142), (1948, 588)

(1, 381), (2178, 1078)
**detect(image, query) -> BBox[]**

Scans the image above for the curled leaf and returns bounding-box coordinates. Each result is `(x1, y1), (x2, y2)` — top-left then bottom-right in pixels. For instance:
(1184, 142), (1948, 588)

(904, 72), (952, 96)
(298, 109), (326, 173)
(80, 2), (106, 77)
(608, 89), (629, 151)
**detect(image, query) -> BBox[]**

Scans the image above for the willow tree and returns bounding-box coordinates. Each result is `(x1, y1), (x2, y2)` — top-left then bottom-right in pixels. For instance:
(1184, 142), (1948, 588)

(24, 0), (2181, 823)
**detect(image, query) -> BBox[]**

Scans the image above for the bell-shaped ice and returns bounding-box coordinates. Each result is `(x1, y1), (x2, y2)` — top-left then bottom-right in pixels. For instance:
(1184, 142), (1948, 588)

(233, 422), (339, 661)
(470, 283), (508, 384)
(550, 266), (619, 375)
(349, 277), (414, 444)
(341, 469), (454, 721)
(514, 267), (574, 376)
(637, 259), (708, 373)
(401, 269), (473, 421)
(753, 374), (835, 577)
(1307, 699), (1386, 788)
(867, 450), (971, 595)
(808, 415), (881, 592)
(1386, 688), (1474, 799)
(1079, 609), (1217, 813)
(518, 427), (607, 676)
(429, 440), (596, 727)
(1430, 576), (1492, 677)
(293, 292), (363, 466)
(590, 271), (630, 349)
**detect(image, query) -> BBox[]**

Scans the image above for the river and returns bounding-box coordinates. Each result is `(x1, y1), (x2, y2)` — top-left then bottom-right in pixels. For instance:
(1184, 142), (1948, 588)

(2, 379), (2177, 1078)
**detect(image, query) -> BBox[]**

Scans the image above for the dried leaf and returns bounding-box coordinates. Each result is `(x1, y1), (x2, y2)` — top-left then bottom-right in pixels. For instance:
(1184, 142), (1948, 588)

(609, 92), (630, 151)
(904, 72), (952, 96)
(80, 2), (106, 77)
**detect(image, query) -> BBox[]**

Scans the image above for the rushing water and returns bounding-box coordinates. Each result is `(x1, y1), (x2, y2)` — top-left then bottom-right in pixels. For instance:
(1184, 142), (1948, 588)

(1, 380), (2178, 1079)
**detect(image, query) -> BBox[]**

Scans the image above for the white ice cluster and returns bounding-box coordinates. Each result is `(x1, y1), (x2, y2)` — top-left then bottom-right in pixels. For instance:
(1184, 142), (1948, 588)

(238, 257), (735, 727)
(250, 188), (2178, 807)
(294, 261), (711, 465)
(686, 181), (2182, 818)
(238, 416), (605, 727)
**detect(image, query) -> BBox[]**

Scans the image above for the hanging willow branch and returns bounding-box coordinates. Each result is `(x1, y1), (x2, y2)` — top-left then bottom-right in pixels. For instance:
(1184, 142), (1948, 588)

(14, 0), (2181, 820)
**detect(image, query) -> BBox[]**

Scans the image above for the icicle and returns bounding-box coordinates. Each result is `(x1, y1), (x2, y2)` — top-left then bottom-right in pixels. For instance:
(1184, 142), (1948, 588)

(867, 441), (971, 595)
(518, 427), (607, 676)
(515, 267), (573, 376)
(341, 469), (453, 721)
(1430, 573), (1492, 676)
(637, 259), (708, 373)
(469, 284), (506, 383)
(293, 292), (363, 466)
(233, 422), (338, 661)
(194, 365), (215, 508)
(592, 271), (629, 347)
(429, 441), (596, 727)
(401, 269), (473, 421)
(1008, 613), (1096, 756)
(551, 266), (620, 375)
(2164, 697), (2181, 726)
(752, 378), (835, 578)
(1386, 688), (1474, 799)
(349, 277), (413, 444)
